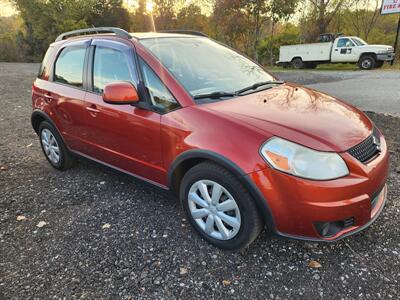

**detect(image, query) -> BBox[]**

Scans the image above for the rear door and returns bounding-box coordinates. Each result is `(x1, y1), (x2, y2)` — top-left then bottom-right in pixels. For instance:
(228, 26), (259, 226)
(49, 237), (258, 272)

(82, 39), (166, 185)
(34, 40), (90, 152)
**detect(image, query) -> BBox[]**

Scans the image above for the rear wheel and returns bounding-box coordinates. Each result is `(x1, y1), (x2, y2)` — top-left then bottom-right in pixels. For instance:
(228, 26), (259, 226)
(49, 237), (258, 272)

(180, 162), (264, 250)
(291, 58), (305, 69)
(39, 121), (75, 170)
(358, 55), (376, 70)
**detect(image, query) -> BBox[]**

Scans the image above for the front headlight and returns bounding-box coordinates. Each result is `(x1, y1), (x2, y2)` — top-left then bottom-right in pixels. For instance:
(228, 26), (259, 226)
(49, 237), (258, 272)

(260, 137), (349, 180)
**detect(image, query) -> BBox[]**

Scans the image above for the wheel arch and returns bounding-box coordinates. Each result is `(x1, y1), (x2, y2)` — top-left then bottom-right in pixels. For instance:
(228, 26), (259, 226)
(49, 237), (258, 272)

(168, 149), (277, 232)
(31, 110), (64, 144)
(291, 56), (303, 62)
(359, 52), (377, 61)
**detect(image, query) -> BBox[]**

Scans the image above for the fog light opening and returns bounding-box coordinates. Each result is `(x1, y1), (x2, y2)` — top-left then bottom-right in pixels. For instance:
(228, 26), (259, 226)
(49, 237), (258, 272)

(314, 218), (354, 238)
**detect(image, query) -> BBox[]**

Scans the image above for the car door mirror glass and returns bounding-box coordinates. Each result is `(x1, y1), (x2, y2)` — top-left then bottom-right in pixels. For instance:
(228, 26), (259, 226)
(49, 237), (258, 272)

(102, 82), (140, 105)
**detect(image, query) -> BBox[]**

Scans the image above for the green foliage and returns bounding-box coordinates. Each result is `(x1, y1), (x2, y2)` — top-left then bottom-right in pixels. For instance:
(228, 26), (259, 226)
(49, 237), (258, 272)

(10, 0), (130, 61)
(0, 15), (25, 61)
(257, 23), (300, 64)
(0, 0), (399, 64)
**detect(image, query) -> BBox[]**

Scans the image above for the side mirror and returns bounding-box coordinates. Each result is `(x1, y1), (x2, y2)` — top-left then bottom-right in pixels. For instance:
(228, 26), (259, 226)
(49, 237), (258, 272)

(102, 82), (140, 105)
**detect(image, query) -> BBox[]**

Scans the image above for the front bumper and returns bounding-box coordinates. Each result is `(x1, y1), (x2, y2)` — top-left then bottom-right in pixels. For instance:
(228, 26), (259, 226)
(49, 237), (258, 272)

(248, 134), (389, 241)
(377, 53), (395, 61)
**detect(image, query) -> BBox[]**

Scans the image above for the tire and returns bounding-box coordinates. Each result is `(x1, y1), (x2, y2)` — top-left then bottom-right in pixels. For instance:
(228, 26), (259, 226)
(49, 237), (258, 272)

(38, 121), (75, 170)
(375, 61), (384, 68)
(180, 162), (264, 250)
(291, 58), (304, 69)
(358, 55), (376, 70)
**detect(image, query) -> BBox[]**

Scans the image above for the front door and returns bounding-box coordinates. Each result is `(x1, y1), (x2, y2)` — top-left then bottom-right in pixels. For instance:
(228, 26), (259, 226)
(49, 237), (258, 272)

(82, 39), (165, 185)
(331, 38), (357, 62)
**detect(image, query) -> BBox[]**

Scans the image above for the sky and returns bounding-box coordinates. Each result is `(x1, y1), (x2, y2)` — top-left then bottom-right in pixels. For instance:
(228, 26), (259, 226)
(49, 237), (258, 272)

(0, 0), (16, 17)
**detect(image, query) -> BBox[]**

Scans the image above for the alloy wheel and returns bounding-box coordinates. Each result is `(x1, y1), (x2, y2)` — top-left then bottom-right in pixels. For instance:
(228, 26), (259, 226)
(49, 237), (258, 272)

(41, 128), (60, 164)
(188, 180), (241, 240)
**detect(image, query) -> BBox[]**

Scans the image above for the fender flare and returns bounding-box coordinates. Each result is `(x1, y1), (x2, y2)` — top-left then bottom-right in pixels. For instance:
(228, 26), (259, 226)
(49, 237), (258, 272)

(168, 149), (276, 233)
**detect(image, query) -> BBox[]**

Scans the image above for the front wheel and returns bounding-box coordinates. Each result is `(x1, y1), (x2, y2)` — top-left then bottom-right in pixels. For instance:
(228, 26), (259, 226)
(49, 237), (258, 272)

(180, 162), (264, 250)
(358, 55), (376, 70)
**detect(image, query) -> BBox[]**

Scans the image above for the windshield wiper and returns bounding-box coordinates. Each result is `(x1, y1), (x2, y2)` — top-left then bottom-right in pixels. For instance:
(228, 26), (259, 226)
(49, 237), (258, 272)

(235, 80), (284, 95)
(193, 91), (236, 100)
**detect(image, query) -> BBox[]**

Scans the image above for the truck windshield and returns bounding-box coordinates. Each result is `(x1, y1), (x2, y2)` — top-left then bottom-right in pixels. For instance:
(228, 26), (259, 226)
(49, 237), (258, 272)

(352, 38), (367, 46)
(139, 37), (277, 100)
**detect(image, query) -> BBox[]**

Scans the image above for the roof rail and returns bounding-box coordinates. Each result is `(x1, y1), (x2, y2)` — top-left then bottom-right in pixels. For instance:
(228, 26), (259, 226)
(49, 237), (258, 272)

(158, 30), (208, 37)
(55, 27), (132, 42)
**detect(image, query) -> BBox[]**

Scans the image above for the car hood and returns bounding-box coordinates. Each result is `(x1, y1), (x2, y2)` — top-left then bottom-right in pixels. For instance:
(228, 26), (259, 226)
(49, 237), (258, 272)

(203, 83), (373, 152)
(361, 44), (393, 51)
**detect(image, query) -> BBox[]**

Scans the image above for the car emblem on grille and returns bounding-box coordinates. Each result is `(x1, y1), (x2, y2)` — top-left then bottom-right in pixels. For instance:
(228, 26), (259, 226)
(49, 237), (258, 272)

(372, 135), (381, 152)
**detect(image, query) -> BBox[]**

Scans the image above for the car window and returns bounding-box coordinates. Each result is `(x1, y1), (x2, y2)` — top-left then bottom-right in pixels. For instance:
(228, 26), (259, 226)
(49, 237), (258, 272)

(93, 46), (136, 93)
(139, 58), (179, 112)
(54, 46), (86, 88)
(38, 46), (55, 80)
(140, 37), (276, 99)
(337, 38), (354, 48)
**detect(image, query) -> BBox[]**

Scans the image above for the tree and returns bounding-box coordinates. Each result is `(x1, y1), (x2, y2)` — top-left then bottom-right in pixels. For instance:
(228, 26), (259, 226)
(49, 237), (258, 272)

(12, 0), (130, 61)
(304, 0), (349, 40)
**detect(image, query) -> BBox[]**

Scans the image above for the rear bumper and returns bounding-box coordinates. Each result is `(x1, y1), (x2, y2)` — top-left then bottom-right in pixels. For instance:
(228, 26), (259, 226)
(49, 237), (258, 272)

(377, 53), (395, 61)
(248, 134), (389, 241)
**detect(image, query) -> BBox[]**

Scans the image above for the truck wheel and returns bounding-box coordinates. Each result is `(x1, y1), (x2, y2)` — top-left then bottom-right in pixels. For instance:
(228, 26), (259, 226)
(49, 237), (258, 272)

(358, 55), (376, 70)
(291, 58), (304, 69)
(375, 61), (384, 68)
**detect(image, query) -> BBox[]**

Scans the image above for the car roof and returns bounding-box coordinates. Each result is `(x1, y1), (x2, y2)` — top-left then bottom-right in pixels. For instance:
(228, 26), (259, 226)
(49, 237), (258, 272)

(130, 32), (207, 39)
(51, 32), (206, 47)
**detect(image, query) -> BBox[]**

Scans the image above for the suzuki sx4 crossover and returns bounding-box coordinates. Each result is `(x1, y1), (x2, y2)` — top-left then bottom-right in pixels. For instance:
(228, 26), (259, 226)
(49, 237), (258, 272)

(31, 28), (388, 250)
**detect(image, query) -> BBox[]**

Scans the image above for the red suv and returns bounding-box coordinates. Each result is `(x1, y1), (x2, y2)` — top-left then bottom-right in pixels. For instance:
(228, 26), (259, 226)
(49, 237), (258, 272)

(31, 27), (388, 249)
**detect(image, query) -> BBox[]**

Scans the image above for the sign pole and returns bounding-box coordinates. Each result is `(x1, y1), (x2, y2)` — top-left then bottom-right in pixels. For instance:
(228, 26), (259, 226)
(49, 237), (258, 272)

(392, 15), (400, 65)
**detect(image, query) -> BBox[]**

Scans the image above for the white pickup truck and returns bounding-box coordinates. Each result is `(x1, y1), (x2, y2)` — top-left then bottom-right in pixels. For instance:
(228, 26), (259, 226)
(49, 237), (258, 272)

(277, 33), (395, 70)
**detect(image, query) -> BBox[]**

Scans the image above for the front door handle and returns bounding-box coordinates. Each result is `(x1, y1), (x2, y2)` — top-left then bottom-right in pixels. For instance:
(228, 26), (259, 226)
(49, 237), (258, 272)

(86, 105), (100, 115)
(43, 93), (53, 103)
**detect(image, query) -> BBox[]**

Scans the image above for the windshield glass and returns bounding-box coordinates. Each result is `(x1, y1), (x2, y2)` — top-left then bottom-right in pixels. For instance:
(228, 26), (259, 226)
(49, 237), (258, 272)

(352, 37), (367, 46)
(139, 37), (276, 98)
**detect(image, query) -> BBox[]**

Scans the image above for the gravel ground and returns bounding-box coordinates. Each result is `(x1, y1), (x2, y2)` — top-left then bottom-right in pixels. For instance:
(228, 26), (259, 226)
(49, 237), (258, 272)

(1, 63), (400, 299)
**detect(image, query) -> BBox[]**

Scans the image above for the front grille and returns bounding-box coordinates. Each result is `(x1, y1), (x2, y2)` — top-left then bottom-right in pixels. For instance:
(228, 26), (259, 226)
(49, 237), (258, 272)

(348, 128), (381, 163)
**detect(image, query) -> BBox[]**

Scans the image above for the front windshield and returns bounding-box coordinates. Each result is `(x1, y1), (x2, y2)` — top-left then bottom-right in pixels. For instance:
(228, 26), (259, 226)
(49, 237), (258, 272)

(352, 37), (367, 46)
(139, 37), (276, 98)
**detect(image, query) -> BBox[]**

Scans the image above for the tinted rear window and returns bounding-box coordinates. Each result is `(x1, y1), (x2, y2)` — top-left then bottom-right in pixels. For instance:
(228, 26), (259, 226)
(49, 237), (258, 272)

(54, 46), (86, 88)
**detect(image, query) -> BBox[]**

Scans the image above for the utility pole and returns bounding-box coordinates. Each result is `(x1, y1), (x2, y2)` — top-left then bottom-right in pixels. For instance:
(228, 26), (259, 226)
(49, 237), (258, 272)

(391, 15), (400, 65)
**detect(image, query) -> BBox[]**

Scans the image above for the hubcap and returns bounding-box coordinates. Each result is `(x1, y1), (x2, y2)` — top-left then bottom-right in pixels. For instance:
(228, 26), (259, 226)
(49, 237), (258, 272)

(41, 129), (60, 164)
(362, 59), (371, 69)
(188, 180), (241, 240)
